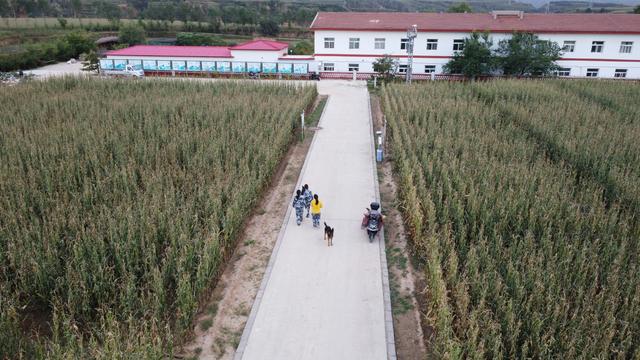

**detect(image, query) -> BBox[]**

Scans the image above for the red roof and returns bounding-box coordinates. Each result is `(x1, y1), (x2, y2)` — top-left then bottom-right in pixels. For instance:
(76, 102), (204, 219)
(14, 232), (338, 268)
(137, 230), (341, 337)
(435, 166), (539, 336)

(230, 39), (289, 51)
(106, 45), (233, 58)
(310, 12), (640, 34)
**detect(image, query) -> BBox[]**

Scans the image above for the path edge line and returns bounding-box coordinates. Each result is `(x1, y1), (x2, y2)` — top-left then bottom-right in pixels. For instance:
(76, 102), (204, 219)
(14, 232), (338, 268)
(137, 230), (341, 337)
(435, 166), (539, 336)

(234, 88), (331, 360)
(367, 86), (398, 360)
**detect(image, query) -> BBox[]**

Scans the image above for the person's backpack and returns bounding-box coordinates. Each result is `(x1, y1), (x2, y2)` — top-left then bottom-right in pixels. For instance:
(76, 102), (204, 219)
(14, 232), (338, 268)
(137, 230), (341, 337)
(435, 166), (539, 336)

(368, 212), (380, 230)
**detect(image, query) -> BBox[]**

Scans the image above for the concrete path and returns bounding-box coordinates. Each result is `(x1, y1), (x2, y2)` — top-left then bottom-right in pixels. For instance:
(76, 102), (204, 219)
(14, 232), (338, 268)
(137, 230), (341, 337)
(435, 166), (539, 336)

(235, 80), (395, 360)
(24, 62), (85, 78)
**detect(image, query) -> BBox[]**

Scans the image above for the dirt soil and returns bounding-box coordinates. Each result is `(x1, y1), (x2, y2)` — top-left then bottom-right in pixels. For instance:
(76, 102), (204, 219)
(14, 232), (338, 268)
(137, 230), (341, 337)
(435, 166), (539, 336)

(370, 93), (429, 360)
(179, 97), (324, 360)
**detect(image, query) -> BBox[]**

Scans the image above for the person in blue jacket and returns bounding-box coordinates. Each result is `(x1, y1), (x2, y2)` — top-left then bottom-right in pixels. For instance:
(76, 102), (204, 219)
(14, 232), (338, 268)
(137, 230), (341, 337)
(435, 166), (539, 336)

(292, 190), (305, 225)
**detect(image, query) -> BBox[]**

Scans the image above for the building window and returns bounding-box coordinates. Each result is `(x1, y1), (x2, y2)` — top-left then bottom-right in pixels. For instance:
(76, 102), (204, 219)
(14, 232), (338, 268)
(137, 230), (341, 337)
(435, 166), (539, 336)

(426, 39), (438, 50)
(453, 39), (464, 51)
(398, 64), (408, 74)
(349, 38), (360, 49)
(553, 68), (571, 77)
(375, 38), (385, 49)
(424, 65), (436, 73)
(400, 38), (409, 50)
(620, 41), (633, 54)
(614, 69), (627, 78)
(586, 68), (599, 77)
(348, 63), (359, 72)
(324, 37), (334, 49)
(323, 63), (334, 71)
(591, 41), (604, 53)
(562, 41), (575, 52)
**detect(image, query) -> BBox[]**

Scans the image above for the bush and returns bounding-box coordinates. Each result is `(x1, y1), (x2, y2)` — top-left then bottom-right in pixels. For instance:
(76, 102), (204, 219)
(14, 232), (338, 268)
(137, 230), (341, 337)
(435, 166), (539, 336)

(175, 32), (228, 46)
(259, 19), (280, 36)
(290, 40), (313, 55)
(0, 32), (95, 72)
(118, 23), (146, 46)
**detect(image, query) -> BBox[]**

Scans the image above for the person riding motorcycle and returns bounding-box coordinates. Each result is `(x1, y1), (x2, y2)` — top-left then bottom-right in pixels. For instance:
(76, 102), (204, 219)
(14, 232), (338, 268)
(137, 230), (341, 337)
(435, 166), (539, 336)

(362, 202), (383, 242)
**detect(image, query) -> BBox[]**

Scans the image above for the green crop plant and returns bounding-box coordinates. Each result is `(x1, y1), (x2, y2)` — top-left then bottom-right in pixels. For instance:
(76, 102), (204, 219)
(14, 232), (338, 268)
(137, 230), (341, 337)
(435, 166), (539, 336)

(381, 80), (639, 358)
(0, 77), (316, 358)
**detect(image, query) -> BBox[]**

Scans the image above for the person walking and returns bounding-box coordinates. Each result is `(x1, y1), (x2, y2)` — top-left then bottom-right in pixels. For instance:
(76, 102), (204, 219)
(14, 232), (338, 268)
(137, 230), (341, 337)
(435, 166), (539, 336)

(292, 190), (304, 226)
(302, 184), (313, 218)
(310, 194), (323, 228)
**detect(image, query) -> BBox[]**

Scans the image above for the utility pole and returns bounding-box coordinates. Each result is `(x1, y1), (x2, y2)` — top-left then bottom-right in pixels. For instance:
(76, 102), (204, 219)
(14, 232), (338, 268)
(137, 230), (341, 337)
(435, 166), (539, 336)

(406, 24), (417, 84)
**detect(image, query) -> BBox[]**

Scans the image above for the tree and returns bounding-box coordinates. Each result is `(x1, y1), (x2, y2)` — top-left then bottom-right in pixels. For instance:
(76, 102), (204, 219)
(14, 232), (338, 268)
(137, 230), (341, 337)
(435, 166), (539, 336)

(82, 50), (99, 73)
(634, 5), (640, 13)
(259, 19), (280, 36)
(176, 32), (228, 46)
(443, 32), (495, 79)
(448, 2), (472, 13)
(496, 32), (561, 76)
(290, 40), (313, 55)
(118, 23), (146, 46)
(373, 55), (398, 82)
(57, 17), (67, 29)
(64, 31), (95, 56)
(71, 0), (81, 17)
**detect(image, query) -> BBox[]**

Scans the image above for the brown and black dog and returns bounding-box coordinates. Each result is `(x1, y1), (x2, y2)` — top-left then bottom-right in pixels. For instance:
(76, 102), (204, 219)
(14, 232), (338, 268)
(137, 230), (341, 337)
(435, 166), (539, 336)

(324, 222), (334, 247)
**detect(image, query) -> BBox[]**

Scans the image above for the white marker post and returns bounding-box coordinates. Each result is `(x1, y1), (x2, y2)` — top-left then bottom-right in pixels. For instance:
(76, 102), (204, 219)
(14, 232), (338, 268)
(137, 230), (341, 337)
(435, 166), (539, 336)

(301, 110), (305, 141)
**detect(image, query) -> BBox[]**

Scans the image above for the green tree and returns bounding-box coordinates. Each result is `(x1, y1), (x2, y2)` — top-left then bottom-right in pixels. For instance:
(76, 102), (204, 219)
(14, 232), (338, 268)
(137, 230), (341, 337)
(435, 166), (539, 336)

(82, 49), (99, 72)
(259, 19), (280, 36)
(118, 23), (146, 46)
(176, 32), (228, 46)
(443, 32), (494, 79)
(496, 32), (561, 76)
(71, 0), (81, 17)
(634, 5), (640, 13)
(96, 1), (120, 21)
(290, 40), (313, 55)
(448, 2), (472, 13)
(373, 55), (398, 82)
(57, 17), (68, 29)
(64, 31), (95, 56)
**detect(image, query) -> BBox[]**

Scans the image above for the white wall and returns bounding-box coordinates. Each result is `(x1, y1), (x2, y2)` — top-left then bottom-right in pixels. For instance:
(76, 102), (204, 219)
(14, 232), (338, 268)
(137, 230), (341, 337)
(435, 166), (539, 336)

(314, 30), (640, 78)
(229, 50), (286, 62)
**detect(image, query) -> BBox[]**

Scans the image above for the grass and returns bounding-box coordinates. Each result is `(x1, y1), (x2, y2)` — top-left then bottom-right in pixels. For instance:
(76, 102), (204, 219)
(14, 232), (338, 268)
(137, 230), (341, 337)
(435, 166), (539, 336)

(382, 79), (640, 358)
(0, 17), (204, 30)
(199, 319), (214, 331)
(0, 77), (317, 359)
(234, 303), (250, 317)
(207, 303), (219, 317)
(305, 95), (328, 127)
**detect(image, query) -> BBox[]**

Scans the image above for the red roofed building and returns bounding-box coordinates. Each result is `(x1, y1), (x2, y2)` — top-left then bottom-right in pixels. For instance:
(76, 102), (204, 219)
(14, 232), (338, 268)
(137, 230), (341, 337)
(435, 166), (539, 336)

(311, 11), (640, 78)
(106, 45), (233, 58)
(101, 13), (640, 79)
(102, 39), (310, 75)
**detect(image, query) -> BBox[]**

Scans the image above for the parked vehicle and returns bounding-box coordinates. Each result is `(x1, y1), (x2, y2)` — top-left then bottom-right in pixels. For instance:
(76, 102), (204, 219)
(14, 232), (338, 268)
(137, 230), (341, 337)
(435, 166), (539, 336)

(102, 64), (144, 78)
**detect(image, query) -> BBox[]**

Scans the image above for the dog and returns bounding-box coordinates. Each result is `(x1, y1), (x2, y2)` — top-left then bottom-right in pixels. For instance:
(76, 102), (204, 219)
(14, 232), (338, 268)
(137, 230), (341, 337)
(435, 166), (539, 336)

(324, 222), (334, 247)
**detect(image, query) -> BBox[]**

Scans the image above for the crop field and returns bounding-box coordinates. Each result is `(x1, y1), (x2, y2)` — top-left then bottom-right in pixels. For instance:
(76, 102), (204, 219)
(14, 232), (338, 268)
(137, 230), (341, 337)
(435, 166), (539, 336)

(0, 78), (316, 358)
(0, 17), (202, 30)
(381, 80), (639, 358)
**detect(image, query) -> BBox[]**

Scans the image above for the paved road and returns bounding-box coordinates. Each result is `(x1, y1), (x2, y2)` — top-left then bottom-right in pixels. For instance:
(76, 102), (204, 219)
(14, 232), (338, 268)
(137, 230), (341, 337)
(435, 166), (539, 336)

(235, 80), (394, 360)
(24, 62), (85, 78)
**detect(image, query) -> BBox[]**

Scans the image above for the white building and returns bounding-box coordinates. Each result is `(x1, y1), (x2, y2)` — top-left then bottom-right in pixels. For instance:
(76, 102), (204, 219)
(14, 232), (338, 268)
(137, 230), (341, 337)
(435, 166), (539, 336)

(101, 39), (313, 75)
(310, 11), (640, 79)
(101, 12), (640, 79)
